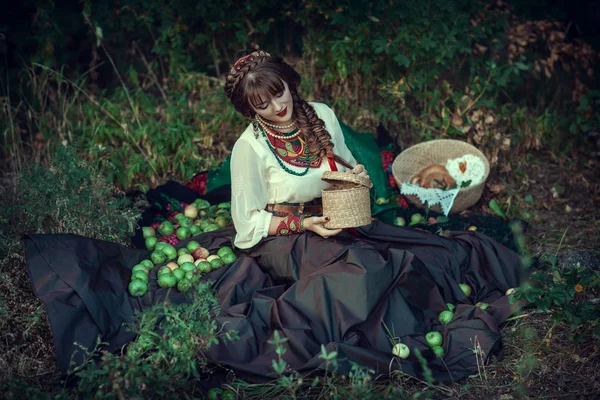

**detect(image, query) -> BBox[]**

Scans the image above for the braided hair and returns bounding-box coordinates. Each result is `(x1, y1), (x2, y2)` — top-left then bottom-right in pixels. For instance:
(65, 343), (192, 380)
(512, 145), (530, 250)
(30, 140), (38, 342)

(224, 53), (335, 159)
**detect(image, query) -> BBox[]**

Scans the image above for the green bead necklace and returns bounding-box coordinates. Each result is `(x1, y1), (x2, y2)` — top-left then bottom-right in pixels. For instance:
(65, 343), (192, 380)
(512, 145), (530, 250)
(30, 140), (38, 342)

(257, 124), (311, 176)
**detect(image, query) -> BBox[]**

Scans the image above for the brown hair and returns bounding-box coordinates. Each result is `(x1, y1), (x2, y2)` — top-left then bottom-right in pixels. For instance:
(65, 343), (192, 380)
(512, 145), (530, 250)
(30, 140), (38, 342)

(224, 53), (334, 159)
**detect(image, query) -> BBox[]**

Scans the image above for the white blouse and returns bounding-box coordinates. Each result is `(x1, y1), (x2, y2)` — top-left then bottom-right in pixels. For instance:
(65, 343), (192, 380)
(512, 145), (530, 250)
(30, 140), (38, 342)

(230, 102), (357, 249)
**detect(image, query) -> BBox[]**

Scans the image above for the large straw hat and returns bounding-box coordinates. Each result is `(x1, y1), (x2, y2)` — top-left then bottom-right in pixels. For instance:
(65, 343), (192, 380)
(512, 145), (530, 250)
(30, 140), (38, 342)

(391, 139), (490, 214)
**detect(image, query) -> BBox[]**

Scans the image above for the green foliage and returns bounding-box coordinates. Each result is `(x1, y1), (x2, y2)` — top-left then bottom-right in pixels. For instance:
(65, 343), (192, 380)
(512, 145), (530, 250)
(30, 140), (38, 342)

(0, 144), (140, 259)
(513, 261), (600, 341)
(60, 282), (238, 398)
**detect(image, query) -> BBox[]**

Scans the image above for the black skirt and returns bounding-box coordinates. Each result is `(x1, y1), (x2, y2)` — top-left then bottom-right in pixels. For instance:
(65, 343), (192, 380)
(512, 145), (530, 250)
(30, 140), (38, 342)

(24, 220), (523, 383)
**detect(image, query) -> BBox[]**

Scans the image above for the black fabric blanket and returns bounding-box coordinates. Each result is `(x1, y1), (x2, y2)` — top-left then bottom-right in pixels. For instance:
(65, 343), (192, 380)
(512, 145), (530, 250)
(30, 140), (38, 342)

(25, 215), (523, 383)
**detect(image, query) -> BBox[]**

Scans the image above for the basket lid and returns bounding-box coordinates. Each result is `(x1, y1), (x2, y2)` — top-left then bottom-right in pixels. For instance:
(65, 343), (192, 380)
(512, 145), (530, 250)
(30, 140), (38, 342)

(321, 171), (373, 189)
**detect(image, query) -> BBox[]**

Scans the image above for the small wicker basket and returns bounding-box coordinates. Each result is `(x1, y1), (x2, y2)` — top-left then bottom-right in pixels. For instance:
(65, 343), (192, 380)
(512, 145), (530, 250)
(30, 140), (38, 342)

(321, 171), (373, 229)
(391, 139), (490, 214)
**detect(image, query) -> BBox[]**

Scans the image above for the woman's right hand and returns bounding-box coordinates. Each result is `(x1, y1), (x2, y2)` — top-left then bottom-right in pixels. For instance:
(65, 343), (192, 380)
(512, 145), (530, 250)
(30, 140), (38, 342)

(303, 216), (343, 238)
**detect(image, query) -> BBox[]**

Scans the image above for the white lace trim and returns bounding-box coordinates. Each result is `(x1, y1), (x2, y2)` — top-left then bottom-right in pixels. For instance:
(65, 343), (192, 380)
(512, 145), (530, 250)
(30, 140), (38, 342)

(400, 183), (460, 216)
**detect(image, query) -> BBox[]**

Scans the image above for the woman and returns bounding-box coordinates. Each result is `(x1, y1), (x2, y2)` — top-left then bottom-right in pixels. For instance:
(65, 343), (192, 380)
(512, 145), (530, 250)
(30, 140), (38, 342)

(200, 49), (524, 381)
(224, 49), (368, 248)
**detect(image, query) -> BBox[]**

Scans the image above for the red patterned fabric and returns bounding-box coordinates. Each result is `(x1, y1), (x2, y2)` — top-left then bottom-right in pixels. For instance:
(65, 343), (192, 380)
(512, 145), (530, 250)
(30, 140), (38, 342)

(264, 133), (322, 168)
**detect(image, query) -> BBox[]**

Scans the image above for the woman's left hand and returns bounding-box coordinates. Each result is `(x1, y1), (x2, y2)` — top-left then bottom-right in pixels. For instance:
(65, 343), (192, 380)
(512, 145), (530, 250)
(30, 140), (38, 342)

(350, 164), (369, 180)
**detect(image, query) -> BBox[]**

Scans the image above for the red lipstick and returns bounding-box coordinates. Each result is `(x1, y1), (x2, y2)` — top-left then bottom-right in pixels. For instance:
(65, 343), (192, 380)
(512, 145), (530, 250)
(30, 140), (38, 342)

(276, 108), (287, 117)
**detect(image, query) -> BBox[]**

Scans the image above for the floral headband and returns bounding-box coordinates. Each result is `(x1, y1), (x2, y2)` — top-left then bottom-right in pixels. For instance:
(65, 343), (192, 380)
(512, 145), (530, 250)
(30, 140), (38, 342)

(226, 50), (271, 81)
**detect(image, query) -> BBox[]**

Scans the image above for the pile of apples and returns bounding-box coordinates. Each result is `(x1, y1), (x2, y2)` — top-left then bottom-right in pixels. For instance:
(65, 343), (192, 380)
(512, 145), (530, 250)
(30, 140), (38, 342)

(142, 199), (232, 249)
(128, 239), (238, 297)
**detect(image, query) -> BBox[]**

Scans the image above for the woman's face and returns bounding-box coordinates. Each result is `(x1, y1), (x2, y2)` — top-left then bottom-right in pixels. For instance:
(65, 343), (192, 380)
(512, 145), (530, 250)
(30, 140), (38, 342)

(249, 81), (294, 126)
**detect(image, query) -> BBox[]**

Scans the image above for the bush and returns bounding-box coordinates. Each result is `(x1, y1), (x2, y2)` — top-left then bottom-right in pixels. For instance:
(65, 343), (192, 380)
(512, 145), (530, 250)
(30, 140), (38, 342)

(0, 144), (140, 259)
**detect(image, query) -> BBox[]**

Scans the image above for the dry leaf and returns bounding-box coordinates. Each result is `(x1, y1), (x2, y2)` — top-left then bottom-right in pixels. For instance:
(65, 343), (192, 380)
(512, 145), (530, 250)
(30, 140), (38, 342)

(487, 183), (506, 194)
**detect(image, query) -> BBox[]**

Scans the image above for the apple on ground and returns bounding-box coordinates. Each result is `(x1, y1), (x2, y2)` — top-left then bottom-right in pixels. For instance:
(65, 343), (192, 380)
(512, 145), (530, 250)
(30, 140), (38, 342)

(206, 255), (221, 263)
(128, 280), (148, 296)
(189, 225), (201, 235)
(180, 262), (196, 273)
(220, 252), (237, 264)
(431, 345), (445, 358)
(142, 227), (156, 238)
(215, 216), (228, 228)
(394, 217), (406, 226)
(179, 217), (193, 228)
(158, 266), (171, 276)
(162, 245), (177, 261)
(192, 247), (210, 260)
(475, 302), (489, 310)
(150, 251), (167, 265)
(217, 246), (234, 258)
(140, 260), (154, 270)
(392, 343), (410, 359)
(132, 270), (149, 283)
(155, 242), (168, 251)
(158, 221), (174, 236)
(459, 283), (472, 297)
(184, 205), (198, 219)
(438, 310), (454, 325)
(196, 261), (212, 274)
(178, 248), (191, 257)
(209, 258), (224, 269)
(207, 388), (223, 400)
(157, 273), (177, 288)
(177, 254), (194, 266)
(177, 279), (192, 292)
(176, 227), (191, 240)
(425, 331), (443, 348)
(132, 264), (149, 274)
(166, 262), (179, 272)
(204, 223), (220, 232)
(187, 241), (201, 252)
(145, 237), (158, 250)
(172, 268), (186, 281)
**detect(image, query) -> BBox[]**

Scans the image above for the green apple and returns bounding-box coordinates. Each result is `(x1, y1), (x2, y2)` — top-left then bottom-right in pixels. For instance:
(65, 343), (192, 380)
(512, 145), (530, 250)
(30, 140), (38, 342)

(128, 279), (148, 296)
(177, 278), (192, 292)
(158, 266), (171, 276)
(189, 225), (201, 235)
(176, 227), (191, 240)
(220, 252), (237, 264)
(179, 217), (193, 228)
(475, 302), (489, 310)
(142, 227), (156, 238)
(177, 254), (195, 265)
(394, 217), (406, 226)
(158, 221), (174, 236)
(196, 261), (212, 274)
(217, 202), (231, 209)
(151, 251), (167, 265)
(172, 268), (186, 281)
(210, 258), (224, 269)
(177, 248), (191, 257)
(180, 262), (196, 273)
(206, 255), (221, 263)
(132, 270), (149, 283)
(392, 343), (410, 359)
(199, 219), (211, 231)
(425, 331), (443, 348)
(174, 213), (185, 221)
(157, 273), (177, 288)
(193, 198), (211, 209)
(145, 236), (158, 251)
(204, 223), (220, 232)
(140, 259), (154, 270)
(132, 264), (149, 274)
(162, 245), (177, 261)
(215, 216), (228, 229)
(187, 241), (202, 252)
(431, 345), (445, 358)
(438, 310), (454, 325)
(410, 213), (423, 224)
(155, 242), (168, 251)
(217, 246), (234, 258)
(459, 283), (472, 297)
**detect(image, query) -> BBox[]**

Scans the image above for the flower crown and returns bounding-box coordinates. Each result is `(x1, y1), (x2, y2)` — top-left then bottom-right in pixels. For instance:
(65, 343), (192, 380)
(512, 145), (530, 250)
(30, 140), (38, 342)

(226, 50), (271, 82)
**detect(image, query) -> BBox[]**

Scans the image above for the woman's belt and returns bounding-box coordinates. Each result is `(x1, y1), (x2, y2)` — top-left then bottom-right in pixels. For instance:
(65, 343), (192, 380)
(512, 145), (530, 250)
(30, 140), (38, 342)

(265, 202), (323, 215)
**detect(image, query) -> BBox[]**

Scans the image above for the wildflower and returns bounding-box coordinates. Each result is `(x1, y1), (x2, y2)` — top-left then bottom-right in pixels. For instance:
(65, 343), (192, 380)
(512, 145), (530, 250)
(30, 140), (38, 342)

(574, 284), (583, 293)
